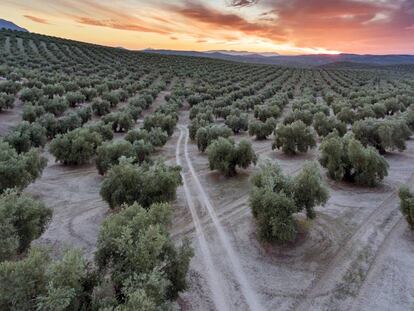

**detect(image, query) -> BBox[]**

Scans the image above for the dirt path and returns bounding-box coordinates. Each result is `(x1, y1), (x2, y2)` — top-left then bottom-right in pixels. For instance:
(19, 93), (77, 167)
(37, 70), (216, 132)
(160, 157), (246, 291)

(179, 125), (265, 311)
(176, 128), (230, 311)
(0, 98), (23, 136)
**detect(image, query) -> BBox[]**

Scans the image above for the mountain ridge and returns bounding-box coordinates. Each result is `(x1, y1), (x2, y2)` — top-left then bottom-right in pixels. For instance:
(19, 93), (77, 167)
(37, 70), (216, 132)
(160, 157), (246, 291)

(0, 19), (28, 32)
(143, 49), (414, 67)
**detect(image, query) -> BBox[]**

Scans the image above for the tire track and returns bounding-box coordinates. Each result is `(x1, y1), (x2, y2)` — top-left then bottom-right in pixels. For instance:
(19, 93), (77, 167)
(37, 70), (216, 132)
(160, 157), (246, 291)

(294, 172), (414, 311)
(349, 218), (405, 311)
(180, 125), (265, 311)
(176, 127), (230, 311)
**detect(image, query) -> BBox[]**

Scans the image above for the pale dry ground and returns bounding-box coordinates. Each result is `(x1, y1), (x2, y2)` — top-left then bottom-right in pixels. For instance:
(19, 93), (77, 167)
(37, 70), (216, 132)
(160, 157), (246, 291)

(0, 98), (22, 136)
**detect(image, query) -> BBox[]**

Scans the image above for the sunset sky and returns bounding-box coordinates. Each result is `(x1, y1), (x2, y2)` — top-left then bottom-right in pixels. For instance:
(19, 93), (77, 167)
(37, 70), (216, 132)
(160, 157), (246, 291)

(2, 0), (414, 55)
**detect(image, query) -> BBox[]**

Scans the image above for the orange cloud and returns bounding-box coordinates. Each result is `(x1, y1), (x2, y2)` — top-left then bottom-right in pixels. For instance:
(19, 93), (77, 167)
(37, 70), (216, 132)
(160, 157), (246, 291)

(24, 15), (49, 24)
(263, 0), (414, 53)
(170, 2), (286, 42)
(74, 16), (169, 35)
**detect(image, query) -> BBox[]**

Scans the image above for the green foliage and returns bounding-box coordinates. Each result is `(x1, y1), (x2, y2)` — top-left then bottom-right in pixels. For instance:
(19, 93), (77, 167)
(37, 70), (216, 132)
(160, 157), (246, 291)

(273, 120), (316, 155)
(103, 112), (134, 133)
(0, 140), (47, 192)
(65, 91), (86, 107)
(132, 140), (154, 164)
(399, 187), (414, 230)
(254, 104), (280, 121)
(293, 162), (329, 219)
(196, 125), (233, 152)
(251, 189), (297, 242)
(0, 190), (52, 260)
(49, 128), (102, 165)
(125, 127), (168, 148)
(319, 133), (389, 186)
(144, 113), (176, 136)
(0, 92), (14, 111)
(95, 202), (192, 307)
(91, 99), (111, 116)
(76, 106), (92, 124)
(20, 87), (43, 103)
(313, 112), (347, 137)
(248, 117), (277, 140)
(4, 121), (47, 153)
(86, 121), (114, 141)
(336, 107), (356, 124)
(250, 163), (296, 242)
(96, 140), (135, 175)
(22, 104), (46, 123)
(225, 113), (249, 134)
(283, 109), (313, 126)
(0, 247), (50, 311)
(352, 118), (412, 153)
(207, 137), (257, 176)
(250, 162), (328, 242)
(189, 118), (210, 141)
(100, 160), (182, 209)
(43, 97), (68, 116)
(0, 247), (93, 311)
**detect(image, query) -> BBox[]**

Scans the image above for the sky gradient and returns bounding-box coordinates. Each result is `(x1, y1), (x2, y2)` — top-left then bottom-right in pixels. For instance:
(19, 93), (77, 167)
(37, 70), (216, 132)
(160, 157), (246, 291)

(2, 0), (414, 55)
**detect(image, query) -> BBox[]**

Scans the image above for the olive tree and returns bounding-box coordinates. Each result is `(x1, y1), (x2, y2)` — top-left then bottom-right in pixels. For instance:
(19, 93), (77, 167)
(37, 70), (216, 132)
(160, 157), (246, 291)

(319, 133), (388, 186)
(207, 138), (257, 176)
(66, 91), (86, 107)
(248, 117), (277, 140)
(0, 247), (92, 311)
(196, 125), (233, 152)
(313, 112), (346, 137)
(0, 140), (47, 192)
(22, 104), (46, 123)
(352, 118), (411, 154)
(293, 162), (329, 219)
(96, 140), (135, 175)
(100, 159), (182, 209)
(254, 104), (280, 121)
(91, 99), (111, 116)
(250, 163), (296, 242)
(4, 121), (47, 153)
(225, 113), (249, 134)
(399, 187), (414, 230)
(143, 113), (176, 136)
(49, 128), (102, 165)
(250, 162), (329, 242)
(94, 202), (192, 309)
(102, 112), (134, 133)
(0, 190), (52, 261)
(0, 92), (14, 111)
(43, 97), (68, 116)
(125, 127), (168, 148)
(273, 120), (316, 155)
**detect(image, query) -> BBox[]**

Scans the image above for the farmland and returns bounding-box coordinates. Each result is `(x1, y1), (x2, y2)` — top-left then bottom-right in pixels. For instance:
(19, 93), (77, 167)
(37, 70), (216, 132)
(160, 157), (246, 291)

(1, 29), (414, 310)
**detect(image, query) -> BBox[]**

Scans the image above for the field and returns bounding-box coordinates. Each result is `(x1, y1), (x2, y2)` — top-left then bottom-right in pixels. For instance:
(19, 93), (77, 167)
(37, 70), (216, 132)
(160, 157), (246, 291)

(1, 29), (414, 310)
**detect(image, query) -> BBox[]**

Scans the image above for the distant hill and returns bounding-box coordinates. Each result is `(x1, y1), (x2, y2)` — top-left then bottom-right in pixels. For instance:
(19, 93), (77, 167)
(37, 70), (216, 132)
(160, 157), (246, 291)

(318, 61), (381, 70)
(205, 50), (280, 57)
(143, 49), (414, 67)
(0, 19), (28, 32)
